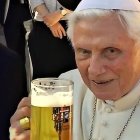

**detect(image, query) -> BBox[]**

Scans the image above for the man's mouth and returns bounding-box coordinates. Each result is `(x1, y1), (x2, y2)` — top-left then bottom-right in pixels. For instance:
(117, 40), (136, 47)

(92, 79), (114, 85)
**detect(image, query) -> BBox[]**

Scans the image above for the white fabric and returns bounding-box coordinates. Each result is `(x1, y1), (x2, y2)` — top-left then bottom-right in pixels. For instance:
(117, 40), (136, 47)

(75, 0), (140, 12)
(24, 20), (34, 93)
(4, 0), (10, 23)
(29, 0), (63, 21)
(60, 69), (140, 140)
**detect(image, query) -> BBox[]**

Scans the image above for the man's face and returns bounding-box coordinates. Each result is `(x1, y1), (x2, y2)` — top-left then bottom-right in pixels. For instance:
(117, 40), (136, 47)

(72, 13), (140, 101)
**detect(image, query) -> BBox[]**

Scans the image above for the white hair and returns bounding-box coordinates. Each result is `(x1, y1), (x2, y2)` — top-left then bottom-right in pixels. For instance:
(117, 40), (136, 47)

(67, 9), (140, 44)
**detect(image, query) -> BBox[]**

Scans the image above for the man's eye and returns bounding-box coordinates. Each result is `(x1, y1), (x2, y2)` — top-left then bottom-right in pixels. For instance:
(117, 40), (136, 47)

(103, 47), (121, 59)
(76, 48), (91, 59)
(80, 49), (90, 55)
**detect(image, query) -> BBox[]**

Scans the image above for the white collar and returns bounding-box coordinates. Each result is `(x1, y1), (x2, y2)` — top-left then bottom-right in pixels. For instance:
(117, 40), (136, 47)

(102, 81), (140, 111)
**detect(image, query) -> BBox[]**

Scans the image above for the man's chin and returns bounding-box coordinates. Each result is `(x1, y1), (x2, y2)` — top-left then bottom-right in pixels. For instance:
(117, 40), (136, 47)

(93, 91), (116, 101)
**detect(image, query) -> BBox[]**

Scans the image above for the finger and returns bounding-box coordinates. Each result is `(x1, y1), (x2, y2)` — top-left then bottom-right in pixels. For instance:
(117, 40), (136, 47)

(10, 127), (30, 140)
(10, 106), (30, 124)
(59, 25), (66, 37)
(55, 30), (60, 38)
(17, 97), (31, 109)
(10, 121), (24, 135)
(57, 28), (63, 39)
(53, 30), (59, 38)
(10, 117), (30, 137)
(16, 130), (30, 140)
(50, 29), (58, 38)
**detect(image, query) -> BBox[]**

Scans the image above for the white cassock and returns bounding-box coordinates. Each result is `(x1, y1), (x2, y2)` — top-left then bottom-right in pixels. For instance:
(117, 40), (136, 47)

(60, 69), (140, 140)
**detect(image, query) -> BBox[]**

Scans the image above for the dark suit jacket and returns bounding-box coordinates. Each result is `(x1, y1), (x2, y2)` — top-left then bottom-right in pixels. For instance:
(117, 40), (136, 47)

(0, 0), (6, 24)
(3, 0), (31, 61)
(0, 46), (28, 140)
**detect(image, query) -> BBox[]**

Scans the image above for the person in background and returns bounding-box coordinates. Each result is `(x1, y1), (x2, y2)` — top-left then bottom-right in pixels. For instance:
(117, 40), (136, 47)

(3, 0), (32, 95)
(0, 0), (6, 25)
(9, 0), (140, 140)
(3, 0), (31, 62)
(28, 0), (78, 79)
(0, 43), (28, 140)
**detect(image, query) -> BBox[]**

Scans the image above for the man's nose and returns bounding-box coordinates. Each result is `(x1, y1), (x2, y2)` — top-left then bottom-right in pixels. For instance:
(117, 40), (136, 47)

(88, 55), (106, 76)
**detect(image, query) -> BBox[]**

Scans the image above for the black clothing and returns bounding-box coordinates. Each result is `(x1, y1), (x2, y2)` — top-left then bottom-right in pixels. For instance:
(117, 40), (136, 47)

(57, 0), (81, 10)
(3, 0), (31, 61)
(0, 45), (28, 140)
(28, 20), (76, 79)
(0, 0), (6, 24)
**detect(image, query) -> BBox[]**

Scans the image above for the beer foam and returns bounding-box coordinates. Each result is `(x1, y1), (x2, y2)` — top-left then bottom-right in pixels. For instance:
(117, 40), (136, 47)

(31, 92), (73, 107)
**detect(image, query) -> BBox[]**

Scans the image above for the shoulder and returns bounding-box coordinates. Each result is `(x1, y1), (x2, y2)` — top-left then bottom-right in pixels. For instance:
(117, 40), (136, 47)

(59, 68), (87, 97)
(59, 69), (82, 81)
(59, 69), (85, 87)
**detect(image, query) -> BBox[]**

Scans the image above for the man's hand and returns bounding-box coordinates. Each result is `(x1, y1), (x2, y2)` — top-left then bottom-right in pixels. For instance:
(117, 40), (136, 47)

(43, 9), (72, 27)
(49, 22), (66, 39)
(9, 97), (31, 140)
(43, 11), (62, 27)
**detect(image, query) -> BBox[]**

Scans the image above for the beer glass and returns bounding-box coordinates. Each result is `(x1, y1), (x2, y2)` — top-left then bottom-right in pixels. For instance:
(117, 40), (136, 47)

(30, 78), (73, 140)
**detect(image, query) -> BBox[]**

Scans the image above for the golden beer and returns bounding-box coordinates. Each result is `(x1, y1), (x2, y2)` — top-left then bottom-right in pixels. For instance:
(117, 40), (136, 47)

(31, 105), (72, 140)
(30, 78), (73, 140)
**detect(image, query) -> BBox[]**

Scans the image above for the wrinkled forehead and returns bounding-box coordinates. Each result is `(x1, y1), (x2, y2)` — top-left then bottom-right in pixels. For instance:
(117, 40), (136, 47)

(74, 13), (128, 37)
(71, 12), (135, 49)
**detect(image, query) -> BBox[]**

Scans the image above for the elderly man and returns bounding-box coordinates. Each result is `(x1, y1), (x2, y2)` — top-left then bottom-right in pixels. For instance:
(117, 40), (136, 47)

(9, 0), (140, 140)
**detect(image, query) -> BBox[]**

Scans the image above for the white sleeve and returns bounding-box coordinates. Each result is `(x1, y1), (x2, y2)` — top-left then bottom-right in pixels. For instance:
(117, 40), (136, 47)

(29, 0), (44, 11)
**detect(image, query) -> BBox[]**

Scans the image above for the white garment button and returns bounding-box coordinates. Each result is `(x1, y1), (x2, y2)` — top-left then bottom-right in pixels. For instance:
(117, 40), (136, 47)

(101, 120), (107, 127)
(105, 107), (112, 113)
(98, 137), (104, 140)
(92, 138), (98, 140)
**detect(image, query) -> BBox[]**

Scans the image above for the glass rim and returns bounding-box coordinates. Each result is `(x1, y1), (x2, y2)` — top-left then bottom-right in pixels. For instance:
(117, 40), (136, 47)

(31, 77), (74, 87)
